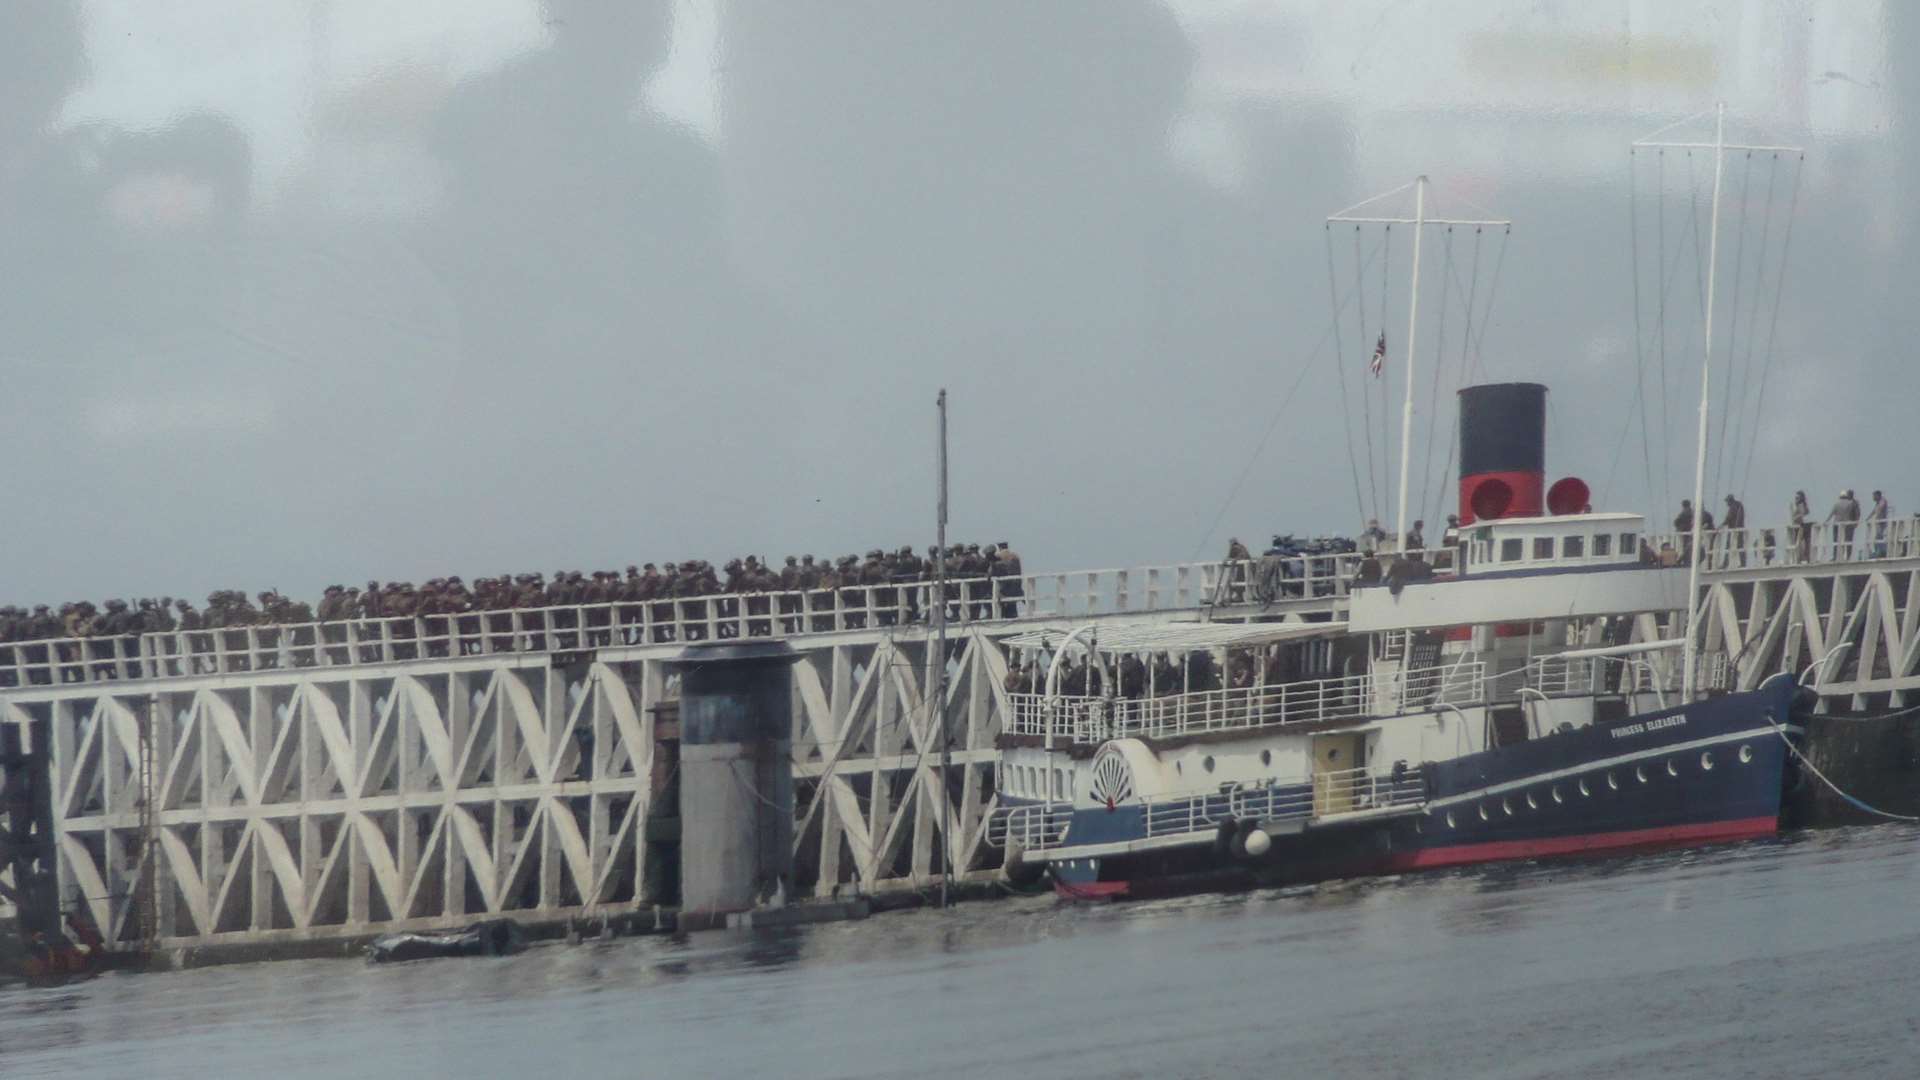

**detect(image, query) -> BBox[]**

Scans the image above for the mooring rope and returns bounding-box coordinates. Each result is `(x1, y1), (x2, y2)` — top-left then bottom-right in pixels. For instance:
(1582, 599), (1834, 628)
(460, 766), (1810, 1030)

(1764, 712), (1920, 823)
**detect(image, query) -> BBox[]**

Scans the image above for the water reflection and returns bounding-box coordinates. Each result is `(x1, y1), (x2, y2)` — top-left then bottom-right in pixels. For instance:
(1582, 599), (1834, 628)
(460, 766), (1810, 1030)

(7, 827), (1920, 1078)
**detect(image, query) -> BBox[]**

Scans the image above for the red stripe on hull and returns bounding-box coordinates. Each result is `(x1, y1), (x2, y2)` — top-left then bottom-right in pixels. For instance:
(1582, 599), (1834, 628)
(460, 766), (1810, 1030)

(1053, 878), (1131, 901)
(1385, 815), (1777, 871)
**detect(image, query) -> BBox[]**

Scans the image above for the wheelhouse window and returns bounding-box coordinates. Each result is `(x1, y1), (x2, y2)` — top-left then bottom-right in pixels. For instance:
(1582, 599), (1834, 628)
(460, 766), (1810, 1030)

(1620, 532), (1637, 553)
(1593, 533), (1613, 556)
(1532, 537), (1555, 560)
(1563, 535), (1585, 558)
(1500, 538), (1524, 562)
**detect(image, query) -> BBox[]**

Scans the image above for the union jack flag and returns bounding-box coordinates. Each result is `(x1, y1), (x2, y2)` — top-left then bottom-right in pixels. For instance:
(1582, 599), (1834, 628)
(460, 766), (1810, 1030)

(1369, 332), (1386, 377)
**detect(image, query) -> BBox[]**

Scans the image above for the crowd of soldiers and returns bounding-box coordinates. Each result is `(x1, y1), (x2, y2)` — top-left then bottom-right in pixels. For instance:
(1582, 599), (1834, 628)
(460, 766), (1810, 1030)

(1004, 641), (1332, 699)
(0, 543), (1026, 653)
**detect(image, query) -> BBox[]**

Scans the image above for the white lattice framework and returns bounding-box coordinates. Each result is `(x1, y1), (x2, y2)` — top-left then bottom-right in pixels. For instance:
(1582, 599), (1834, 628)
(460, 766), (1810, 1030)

(1, 656), (665, 947)
(1697, 554), (1920, 708)
(0, 622), (1074, 948)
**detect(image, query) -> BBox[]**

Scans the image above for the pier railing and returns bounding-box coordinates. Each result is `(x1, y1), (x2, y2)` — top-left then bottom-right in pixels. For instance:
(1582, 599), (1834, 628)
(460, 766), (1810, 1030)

(1645, 519), (1920, 571)
(19, 514), (1897, 690)
(0, 555), (1366, 688)
(1006, 663), (1486, 745)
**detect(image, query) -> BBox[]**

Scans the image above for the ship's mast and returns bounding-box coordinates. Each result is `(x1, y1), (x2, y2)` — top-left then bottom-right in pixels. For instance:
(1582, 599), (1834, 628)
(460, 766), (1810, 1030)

(1633, 105), (1802, 699)
(1328, 179), (1508, 548)
(1396, 177), (1427, 552)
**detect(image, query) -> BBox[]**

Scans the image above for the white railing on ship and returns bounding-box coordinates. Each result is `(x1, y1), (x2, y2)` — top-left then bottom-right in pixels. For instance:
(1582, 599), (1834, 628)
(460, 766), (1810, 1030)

(0, 554), (1372, 689)
(1006, 663), (1485, 745)
(1514, 652), (1730, 698)
(1142, 767), (1426, 839)
(985, 801), (1074, 851)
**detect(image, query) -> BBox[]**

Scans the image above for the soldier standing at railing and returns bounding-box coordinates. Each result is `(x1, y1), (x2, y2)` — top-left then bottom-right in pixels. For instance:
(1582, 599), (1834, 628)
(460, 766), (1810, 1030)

(1673, 500), (1695, 564)
(1789, 490), (1811, 562)
(1224, 538), (1250, 603)
(809, 557), (837, 632)
(1826, 489), (1861, 559)
(861, 551), (894, 628)
(744, 557), (776, 637)
(894, 546), (924, 623)
(1722, 494), (1746, 567)
(992, 541), (1023, 618)
(962, 543), (991, 620)
(1867, 490), (1892, 557)
(777, 556), (804, 633)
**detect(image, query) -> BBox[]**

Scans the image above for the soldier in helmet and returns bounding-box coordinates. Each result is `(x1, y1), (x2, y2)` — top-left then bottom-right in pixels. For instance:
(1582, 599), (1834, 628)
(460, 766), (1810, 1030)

(826, 555), (858, 630)
(860, 549), (894, 627)
(962, 543), (992, 620)
(804, 556), (833, 632)
(742, 556), (775, 637)
(644, 564), (673, 642)
(891, 545), (924, 622)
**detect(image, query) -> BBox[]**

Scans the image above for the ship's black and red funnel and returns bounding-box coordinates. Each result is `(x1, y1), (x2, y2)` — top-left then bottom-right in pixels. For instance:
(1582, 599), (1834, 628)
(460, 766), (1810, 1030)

(1458, 382), (1546, 524)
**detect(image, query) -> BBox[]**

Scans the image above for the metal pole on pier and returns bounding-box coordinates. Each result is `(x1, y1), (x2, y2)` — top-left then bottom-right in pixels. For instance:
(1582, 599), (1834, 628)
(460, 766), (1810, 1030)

(935, 389), (951, 908)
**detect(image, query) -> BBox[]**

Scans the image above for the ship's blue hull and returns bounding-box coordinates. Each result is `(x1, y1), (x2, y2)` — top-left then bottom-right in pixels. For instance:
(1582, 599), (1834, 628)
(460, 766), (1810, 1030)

(1043, 677), (1800, 898)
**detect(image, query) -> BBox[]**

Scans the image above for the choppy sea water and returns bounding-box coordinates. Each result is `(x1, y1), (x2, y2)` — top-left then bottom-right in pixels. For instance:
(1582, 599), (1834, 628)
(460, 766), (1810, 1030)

(5, 824), (1920, 1079)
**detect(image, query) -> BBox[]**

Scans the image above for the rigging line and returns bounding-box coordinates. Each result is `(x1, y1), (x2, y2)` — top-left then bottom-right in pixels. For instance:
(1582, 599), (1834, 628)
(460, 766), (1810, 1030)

(1418, 227), (1455, 528)
(1596, 370), (1646, 509)
(1418, 235), (1483, 515)
(1190, 237), (1382, 561)
(1731, 152), (1782, 494)
(1713, 150), (1755, 502)
(1739, 154), (1805, 499)
(1464, 225), (1510, 381)
(1686, 149), (1708, 331)
(1428, 224), (1485, 522)
(1354, 225), (1381, 522)
(1628, 149), (1657, 520)
(1654, 149), (1672, 514)
(1325, 225), (1368, 528)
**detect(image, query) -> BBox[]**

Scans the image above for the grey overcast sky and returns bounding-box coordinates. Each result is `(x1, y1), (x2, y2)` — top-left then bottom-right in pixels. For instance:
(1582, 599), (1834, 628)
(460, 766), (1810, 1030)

(0, 1), (1908, 609)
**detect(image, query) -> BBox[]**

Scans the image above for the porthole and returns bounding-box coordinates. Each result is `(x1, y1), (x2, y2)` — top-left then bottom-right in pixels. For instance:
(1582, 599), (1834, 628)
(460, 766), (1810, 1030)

(1666, 759), (1679, 778)
(1478, 804), (1490, 821)
(1260, 749), (1272, 767)
(1501, 797), (1514, 816)
(1551, 786), (1564, 804)
(1414, 819), (1424, 834)
(1738, 744), (1754, 764)
(1578, 778), (1591, 797)
(1635, 765), (1648, 784)
(1526, 792), (1539, 810)
(1700, 751), (1715, 771)
(1445, 810), (1456, 829)
(1202, 755), (1216, 774)
(1607, 771), (1620, 791)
